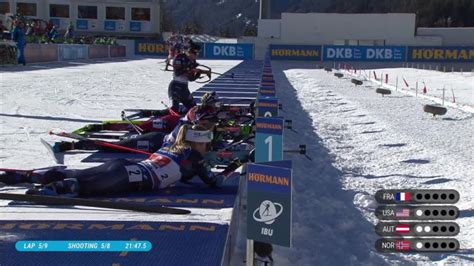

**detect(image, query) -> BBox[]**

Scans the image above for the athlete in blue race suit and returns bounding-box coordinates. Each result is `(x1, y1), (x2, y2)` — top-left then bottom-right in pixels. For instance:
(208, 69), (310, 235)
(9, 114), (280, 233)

(0, 125), (242, 197)
(168, 42), (210, 112)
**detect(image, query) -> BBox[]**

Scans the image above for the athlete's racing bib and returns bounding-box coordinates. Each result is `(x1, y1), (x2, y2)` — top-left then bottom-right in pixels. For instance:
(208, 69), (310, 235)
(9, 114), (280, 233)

(139, 153), (181, 189)
(152, 118), (166, 129)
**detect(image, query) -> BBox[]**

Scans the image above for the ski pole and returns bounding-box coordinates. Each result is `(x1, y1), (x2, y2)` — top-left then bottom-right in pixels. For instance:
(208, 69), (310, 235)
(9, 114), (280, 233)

(96, 141), (151, 155)
(50, 131), (152, 156)
(160, 101), (180, 117)
(120, 111), (144, 135)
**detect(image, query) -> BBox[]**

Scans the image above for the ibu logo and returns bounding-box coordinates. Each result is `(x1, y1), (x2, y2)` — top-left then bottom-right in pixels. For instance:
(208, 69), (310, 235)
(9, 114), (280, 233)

(213, 46), (236, 56)
(253, 200), (283, 225)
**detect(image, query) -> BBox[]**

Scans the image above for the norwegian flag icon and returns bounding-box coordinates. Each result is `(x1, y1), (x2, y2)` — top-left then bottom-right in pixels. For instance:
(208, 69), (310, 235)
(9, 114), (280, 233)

(395, 240), (410, 250)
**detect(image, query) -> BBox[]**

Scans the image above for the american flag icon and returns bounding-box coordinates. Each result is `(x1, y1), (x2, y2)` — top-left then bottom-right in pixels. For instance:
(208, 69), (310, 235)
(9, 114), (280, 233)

(396, 208), (410, 217)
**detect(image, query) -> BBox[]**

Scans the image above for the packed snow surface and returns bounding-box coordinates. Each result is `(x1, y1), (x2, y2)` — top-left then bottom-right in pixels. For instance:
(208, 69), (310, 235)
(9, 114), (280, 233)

(272, 61), (473, 265)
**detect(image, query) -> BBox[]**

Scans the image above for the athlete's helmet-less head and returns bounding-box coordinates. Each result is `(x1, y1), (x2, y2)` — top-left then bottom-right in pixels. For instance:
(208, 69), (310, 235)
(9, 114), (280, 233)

(187, 41), (201, 55)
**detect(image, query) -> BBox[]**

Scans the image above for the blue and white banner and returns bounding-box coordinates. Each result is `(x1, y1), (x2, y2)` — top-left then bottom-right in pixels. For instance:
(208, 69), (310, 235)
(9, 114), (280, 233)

(270, 45), (322, 61)
(104, 21), (116, 31)
(323, 46), (406, 61)
(407, 46), (474, 62)
(247, 162), (292, 247)
(255, 117), (283, 162)
(16, 241), (152, 252)
(130, 22), (141, 32)
(76, 20), (88, 30)
(259, 86), (276, 98)
(257, 97), (279, 117)
(204, 43), (253, 59)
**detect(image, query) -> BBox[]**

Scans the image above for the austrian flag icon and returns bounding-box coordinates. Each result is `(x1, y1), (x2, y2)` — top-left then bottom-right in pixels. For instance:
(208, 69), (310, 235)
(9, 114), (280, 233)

(396, 192), (410, 202)
(395, 224), (410, 234)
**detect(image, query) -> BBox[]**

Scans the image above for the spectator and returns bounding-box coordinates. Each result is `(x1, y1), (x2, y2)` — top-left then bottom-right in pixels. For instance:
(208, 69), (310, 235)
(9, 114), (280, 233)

(32, 20), (41, 37)
(45, 20), (58, 43)
(0, 20), (7, 39)
(11, 20), (27, 65)
(46, 20), (54, 33)
(64, 22), (75, 42)
(25, 21), (32, 36)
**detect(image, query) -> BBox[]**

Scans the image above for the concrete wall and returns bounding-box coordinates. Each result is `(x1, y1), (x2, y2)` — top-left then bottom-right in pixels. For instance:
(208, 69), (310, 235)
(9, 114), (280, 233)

(88, 44), (109, 58)
(257, 19), (281, 39)
(417, 28), (474, 46)
(21, 44), (125, 63)
(110, 45), (125, 57)
(410, 36), (442, 46)
(257, 13), (473, 47)
(279, 13), (416, 45)
(116, 39), (134, 57)
(58, 44), (87, 60)
(253, 12), (474, 59)
(3, 0), (160, 34)
(24, 43), (58, 62)
(246, 36), (294, 60)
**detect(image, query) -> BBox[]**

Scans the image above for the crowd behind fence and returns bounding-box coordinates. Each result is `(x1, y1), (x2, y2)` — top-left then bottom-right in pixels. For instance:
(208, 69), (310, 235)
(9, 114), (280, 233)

(2, 14), (119, 45)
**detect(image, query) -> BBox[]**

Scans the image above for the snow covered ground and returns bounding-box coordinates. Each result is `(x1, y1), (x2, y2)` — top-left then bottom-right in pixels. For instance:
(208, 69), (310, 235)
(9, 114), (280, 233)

(272, 61), (473, 265)
(1, 58), (473, 265)
(350, 67), (474, 110)
(0, 58), (240, 169)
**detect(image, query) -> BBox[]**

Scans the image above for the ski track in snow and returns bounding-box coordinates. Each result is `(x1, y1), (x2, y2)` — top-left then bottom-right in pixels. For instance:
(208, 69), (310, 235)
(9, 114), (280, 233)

(1, 59), (473, 265)
(358, 67), (474, 107)
(272, 61), (473, 265)
(0, 58), (240, 169)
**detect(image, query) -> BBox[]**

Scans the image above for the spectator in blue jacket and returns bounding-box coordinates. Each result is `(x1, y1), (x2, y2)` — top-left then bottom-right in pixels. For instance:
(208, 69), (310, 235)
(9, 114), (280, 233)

(11, 20), (26, 66)
(64, 22), (75, 42)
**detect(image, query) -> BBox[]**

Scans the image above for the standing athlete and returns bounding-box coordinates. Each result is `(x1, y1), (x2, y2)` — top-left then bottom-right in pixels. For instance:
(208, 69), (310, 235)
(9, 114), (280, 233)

(168, 43), (210, 113)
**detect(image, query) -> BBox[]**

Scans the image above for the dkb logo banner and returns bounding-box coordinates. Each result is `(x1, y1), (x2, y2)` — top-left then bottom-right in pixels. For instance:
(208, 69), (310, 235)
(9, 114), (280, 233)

(204, 43), (253, 59)
(323, 45), (406, 61)
(407, 46), (474, 62)
(135, 40), (168, 56)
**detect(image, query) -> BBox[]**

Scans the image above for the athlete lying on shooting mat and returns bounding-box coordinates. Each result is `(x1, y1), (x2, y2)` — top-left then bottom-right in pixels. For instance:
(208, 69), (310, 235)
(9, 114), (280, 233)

(0, 125), (242, 197)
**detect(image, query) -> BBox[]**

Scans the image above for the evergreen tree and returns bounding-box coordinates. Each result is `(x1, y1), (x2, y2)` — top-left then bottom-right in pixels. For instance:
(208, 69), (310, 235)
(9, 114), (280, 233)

(243, 24), (257, 36)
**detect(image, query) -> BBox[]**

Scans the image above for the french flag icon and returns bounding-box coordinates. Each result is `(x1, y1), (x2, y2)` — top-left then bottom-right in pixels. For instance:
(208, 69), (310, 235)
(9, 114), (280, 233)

(396, 192), (410, 202)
